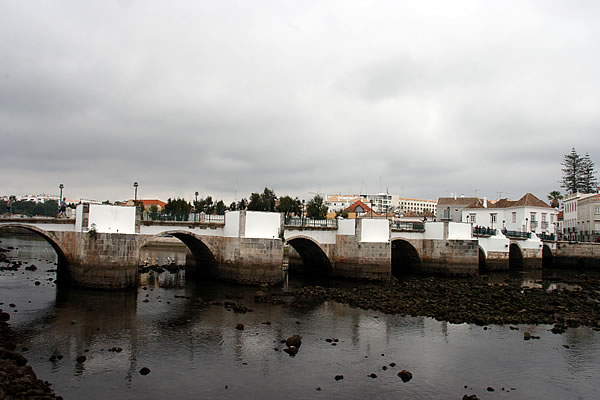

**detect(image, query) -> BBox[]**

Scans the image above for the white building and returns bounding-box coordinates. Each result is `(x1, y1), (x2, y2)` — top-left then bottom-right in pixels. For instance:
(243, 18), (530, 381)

(576, 194), (600, 242)
(394, 197), (437, 216)
(325, 194), (364, 213)
(462, 193), (557, 236)
(364, 193), (393, 214)
(563, 192), (596, 241)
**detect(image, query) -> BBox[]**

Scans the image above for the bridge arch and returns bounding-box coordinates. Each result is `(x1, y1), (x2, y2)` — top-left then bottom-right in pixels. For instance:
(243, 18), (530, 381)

(285, 236), (333, 275)
(542, 244), (553, 268)
(139, 231), (218, 279)
(0, 223), (70, 281)
(391, 239), (422, 277)
(478, 246), (487, 271)
(509, 243), (523, 268)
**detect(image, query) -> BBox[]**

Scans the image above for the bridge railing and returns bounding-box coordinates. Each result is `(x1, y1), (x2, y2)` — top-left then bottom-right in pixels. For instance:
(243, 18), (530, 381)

(503, 230), (531, 239)
(472, 226), (497, 236)
(284, 216), (337, 228)
(391, 222), (425, 232)
(143, 213), (225, 223)
(539, 232), (556, 241)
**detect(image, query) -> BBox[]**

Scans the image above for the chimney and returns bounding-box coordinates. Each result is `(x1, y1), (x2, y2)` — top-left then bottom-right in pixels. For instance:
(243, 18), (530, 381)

(483, 196), (487, 208)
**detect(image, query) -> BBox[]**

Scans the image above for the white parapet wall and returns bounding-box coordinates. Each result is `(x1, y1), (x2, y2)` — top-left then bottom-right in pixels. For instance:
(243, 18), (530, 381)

(477, 232), (510, 256)
(77, 204), (137, 234)
(244, 211), (281, 239)
(360, 219), (390, 243)
(448, 222), (472, 240)
(224, 211), (241, 237)
(337, 219), (356, 236)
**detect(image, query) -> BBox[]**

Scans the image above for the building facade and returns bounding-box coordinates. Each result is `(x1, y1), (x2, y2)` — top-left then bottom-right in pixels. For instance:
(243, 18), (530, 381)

(437, 197), (480, 222)
(461, 193), (557, 236)
(576, 194), (600, 242)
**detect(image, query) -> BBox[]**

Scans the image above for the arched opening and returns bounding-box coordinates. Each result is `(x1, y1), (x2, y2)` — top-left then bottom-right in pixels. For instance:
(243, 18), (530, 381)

(542, 244), (553, 268)
(286, 238), (332, 276)
(0, 225), (69, 284)
(478, 247), (487, 271)
(509, 243), (523, 269)
(139, 232), (218, 286)
(391, 239), (422, 277)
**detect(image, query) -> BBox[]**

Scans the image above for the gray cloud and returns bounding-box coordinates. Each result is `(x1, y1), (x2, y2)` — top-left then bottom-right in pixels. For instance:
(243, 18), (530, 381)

(1, 0), (599, 204)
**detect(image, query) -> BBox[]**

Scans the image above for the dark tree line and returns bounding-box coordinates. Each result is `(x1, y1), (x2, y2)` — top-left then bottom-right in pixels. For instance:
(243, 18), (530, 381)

(561, 148), (597, 194)
(140, 187), (329, 221)
(0, 199), (61, 217)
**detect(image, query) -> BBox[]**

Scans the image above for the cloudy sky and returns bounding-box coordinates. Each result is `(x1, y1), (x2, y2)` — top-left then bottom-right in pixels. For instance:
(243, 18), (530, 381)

(1, 0), (599, 204)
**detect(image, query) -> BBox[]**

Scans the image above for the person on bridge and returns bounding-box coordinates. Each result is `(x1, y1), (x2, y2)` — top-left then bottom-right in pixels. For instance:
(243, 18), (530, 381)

(58, 198), (67, 218)
(6, 196), (13, 216)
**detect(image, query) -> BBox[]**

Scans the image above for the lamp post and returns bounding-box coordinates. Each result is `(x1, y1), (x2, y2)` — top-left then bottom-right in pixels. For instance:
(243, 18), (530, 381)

(133, 182), (138, 206)
(195, 191), (199, 222)
(302, 199), (305, 225)
(59, 184), (64, 202)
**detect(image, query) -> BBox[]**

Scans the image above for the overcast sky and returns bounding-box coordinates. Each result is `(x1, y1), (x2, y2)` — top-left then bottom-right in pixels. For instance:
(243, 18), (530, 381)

(1, 1), (599, 204)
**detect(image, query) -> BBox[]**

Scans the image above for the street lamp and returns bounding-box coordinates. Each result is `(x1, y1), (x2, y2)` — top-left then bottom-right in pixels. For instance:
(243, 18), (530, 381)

(195, 191), (199, 222)
(59, 184), (64, 202)
(133, 182), (139, 206)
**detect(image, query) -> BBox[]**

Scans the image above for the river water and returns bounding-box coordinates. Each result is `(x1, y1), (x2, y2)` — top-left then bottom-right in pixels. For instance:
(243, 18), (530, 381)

(1, 232), (600, 400)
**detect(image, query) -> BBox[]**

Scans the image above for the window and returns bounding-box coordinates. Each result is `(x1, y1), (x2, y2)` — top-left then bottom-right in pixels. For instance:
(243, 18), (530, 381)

(469, 214), (476, 224)
(542, 213), (547, 222)
(490, 213), (497, 224)
(512, 212), (517, 223)
(595, 207), (600, 215)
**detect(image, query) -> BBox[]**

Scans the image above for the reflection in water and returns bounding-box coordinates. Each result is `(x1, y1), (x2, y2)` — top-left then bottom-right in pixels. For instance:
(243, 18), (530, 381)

(2, 233), (600, 400)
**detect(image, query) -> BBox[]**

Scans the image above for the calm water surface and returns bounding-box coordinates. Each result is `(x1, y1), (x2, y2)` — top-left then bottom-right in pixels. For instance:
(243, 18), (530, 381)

(1, 233), (600, 400)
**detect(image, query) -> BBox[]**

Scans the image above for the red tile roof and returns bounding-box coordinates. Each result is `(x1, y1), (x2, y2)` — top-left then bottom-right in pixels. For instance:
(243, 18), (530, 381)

(437, 197), (480, 206)
(344, 200), (376, 214)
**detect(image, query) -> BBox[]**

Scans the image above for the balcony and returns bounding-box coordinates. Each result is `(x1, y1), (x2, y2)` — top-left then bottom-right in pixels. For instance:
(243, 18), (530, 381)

(530, 221), (538, 230)
(541, 221), (549, 230)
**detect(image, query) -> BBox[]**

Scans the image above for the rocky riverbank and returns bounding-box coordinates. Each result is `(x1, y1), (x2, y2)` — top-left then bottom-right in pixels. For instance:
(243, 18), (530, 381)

(0, 314), (61, 399)
(258, 274), (600, 331)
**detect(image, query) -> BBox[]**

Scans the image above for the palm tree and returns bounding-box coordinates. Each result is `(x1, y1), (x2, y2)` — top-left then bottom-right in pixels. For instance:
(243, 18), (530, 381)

(547, 190), (563, 208)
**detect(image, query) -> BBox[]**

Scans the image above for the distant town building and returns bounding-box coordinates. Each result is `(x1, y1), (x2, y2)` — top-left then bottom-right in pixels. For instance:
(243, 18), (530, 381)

(125, 199), (167, 211)
(343, 200), (379, 218)
(325, 194), (364, 213)
(394, 197), (437, 216)
(437, 196), (480, 222)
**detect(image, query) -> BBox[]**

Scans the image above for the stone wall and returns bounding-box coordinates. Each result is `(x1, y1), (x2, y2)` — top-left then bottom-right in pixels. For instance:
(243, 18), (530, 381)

(484, 251), (509, 270)
(521, 248), (543, 269)
(334, 234), (391, 280)
(419, 239), (479, 275)
(553, 242), (600, 268)
(215, 237), (283, 284)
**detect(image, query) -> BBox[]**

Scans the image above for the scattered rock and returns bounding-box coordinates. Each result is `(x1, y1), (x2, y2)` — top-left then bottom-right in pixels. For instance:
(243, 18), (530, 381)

(463, 395), (480, 400)
(76, 355), (87, 363)
(398, 370), (413, 382)
(524, 332), (531, 340)
(334, 374), (344, 381)
(286, 335), (302, 348)
(236, 323), (244, 330)
(368, 373), (377, 378)
(487, 386), (495, 391)
(139, 367), (151, 375)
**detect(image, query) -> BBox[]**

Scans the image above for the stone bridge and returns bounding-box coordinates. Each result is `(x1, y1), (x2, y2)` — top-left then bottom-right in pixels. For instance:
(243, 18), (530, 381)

(0, 204), (566, 289)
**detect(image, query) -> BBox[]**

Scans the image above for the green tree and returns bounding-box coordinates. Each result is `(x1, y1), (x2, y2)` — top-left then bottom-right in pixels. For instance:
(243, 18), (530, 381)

(547, 191), (563, 208)
(247, 192), (263, 210)
(561, 148), (582, 194)
(580, 153), (598, 193)
(215, 200), (226, 215)
(306, 195), (328, 219)
(277, 195), (300, 218)
(229, 202), (237, 211)
(149, 205), (159, 220)
(164, 198), (192, 221)
(237, 198), (248, 210)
